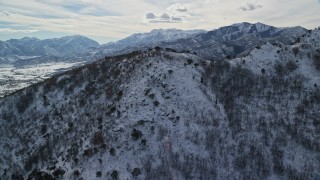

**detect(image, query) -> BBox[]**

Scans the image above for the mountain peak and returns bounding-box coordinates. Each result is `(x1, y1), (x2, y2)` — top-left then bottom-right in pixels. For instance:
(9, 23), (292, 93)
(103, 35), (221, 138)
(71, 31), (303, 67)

(7, 37), (40, 42)
(150, 28), (179, 33)
(21, 37), (40, 41)
(232, 22), (253, 27)
(116, 28), (205, 46)
(53, 35), (95, 42)
(229, 22), (274, 32)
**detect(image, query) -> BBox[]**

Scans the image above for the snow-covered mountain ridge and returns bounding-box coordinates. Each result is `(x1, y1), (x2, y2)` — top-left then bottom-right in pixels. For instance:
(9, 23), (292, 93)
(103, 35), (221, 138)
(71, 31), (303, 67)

(0, 23), (309, 97)
(0, 27), (320, 179)
(0, 35), (99, 58)
(156, 22), (308, 60)
(94, 22), (308, 61)
(209, 22), (306, 39)
(115, 28), (206, 46)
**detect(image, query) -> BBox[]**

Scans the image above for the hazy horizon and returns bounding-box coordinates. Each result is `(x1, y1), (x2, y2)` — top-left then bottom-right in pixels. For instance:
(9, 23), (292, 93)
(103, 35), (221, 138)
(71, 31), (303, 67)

(1, 0), (320, 44)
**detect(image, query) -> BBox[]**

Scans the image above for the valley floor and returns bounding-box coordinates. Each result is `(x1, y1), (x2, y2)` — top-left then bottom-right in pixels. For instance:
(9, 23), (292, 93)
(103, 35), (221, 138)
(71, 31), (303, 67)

(0, 62), (83, 97)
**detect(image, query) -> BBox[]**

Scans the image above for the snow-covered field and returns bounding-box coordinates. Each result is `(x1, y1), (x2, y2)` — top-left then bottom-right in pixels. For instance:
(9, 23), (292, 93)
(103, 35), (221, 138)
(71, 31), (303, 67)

(0, 62), (83, 97)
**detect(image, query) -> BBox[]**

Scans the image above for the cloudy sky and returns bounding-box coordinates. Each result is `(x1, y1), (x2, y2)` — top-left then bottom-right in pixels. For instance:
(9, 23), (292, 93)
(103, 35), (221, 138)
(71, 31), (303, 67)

(0, 0), (319, 44)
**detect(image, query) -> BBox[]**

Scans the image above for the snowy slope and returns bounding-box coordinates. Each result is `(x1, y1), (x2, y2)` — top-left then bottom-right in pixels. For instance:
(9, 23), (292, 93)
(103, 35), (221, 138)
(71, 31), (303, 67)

(233, 27), (320, 87)
(0, 50), (219, 179)
(0, 25), (320, 179)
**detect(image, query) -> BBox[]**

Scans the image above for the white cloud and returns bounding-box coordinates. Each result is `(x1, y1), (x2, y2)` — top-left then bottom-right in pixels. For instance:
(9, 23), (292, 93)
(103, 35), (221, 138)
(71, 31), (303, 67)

(239, 3), (263, 11)
(167, 4), (188, 12)
(145, 12), (183, 23)
(0, 28), (38, 33)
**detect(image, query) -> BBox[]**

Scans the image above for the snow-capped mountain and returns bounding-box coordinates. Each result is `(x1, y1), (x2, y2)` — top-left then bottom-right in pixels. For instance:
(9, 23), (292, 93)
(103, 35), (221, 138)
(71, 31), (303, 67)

(203, 22), (306, 40)
(0, 35), (99, 66)
(95, 28), (206, 57)
(158, 22), (308, 60)
(0, 27), (319, 179)
(116, 29), (205, 46)
(3, 35), (99, 57)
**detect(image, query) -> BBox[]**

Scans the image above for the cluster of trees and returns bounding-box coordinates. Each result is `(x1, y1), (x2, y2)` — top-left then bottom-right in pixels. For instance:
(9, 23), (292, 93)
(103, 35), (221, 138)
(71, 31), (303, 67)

(201, 58), (320, 179)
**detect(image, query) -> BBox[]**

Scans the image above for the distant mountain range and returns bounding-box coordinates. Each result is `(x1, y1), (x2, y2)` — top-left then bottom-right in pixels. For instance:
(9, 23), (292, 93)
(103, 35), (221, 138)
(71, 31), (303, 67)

(0, 22), (310, 97)
(145, 22), (307, 59)
(0, 22), (308, 66)
(91, 22), (307, 61)
(0, 35), (99, 64)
